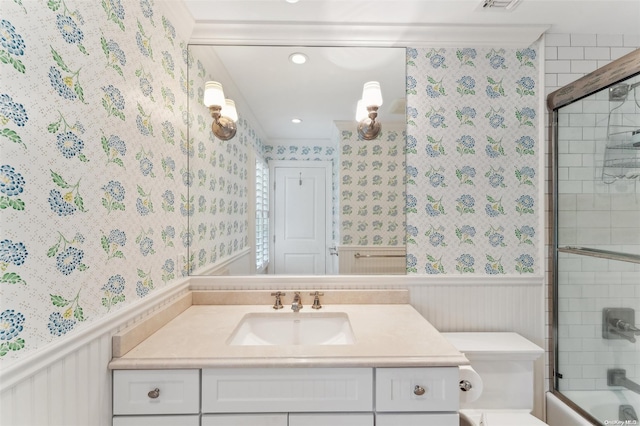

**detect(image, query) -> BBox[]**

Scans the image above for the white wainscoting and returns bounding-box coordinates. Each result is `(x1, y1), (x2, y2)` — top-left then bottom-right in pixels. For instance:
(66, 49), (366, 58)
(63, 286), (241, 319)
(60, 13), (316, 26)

(0, 279), (191, 426)
(1, 275), (544, 425)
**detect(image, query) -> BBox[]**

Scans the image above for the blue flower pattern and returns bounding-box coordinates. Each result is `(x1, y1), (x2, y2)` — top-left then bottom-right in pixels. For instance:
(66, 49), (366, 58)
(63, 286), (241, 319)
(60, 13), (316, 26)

(1, 1), (543, 364)
(406, 46), (538, 274)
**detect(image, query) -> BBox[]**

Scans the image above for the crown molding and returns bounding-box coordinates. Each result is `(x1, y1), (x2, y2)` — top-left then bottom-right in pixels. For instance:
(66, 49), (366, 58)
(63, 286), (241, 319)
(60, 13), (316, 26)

(189, 21), (549, 47)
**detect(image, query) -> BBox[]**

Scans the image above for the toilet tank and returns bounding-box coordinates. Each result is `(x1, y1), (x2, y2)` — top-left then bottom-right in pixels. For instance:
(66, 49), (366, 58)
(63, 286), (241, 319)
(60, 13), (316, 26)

(442, 332), (543, 411)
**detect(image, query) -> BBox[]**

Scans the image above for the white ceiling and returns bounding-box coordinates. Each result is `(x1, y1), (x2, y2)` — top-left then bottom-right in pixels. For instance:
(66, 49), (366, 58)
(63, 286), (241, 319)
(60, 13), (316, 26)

(182, 0), (640, 142)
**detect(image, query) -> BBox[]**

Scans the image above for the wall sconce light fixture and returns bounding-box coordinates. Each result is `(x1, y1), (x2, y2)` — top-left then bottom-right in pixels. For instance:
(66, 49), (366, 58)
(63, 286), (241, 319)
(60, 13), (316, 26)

(203, 81), (238, 141)
(356, 81), (383, 140)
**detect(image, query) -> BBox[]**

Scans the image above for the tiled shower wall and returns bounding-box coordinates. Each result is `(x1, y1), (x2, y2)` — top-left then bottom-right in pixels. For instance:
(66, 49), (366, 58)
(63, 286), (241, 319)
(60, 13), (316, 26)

(544, 34), (640, 392)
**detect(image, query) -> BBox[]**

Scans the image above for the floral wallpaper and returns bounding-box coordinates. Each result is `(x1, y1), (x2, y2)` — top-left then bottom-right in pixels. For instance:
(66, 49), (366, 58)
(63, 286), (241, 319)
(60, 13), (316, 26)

(1, 0), (542, 366)
(0, 0), (211, 365)
(337, 123), (406, 247)
(405, 46), (540, 275)
(187, 86), (257, 274)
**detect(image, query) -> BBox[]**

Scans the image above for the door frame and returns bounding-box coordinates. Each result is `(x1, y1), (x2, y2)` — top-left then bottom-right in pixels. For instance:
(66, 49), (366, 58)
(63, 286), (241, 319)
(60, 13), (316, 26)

(269, 160), (334, 275)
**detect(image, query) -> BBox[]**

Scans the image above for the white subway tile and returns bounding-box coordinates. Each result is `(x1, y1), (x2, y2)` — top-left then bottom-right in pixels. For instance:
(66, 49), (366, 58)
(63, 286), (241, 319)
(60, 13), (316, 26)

(569, 167), (595, 181)
(558, 73), (585, 86)
(596, 34), (623, 47)
(568, 297), (595, 311)
(569, 113), (597, 127)
(557, 229), (578, 247)
(584, 47), (611, 60)
(558, 154), (583, 167)
(558, 180), (583, 194)
(545, 73), (558, 88)
(623, 34), (640, 47)
(558, 46), (585, 60)
(571, 34), (597, 47)
(611, 47), (638, 59)
(545, 46), (558, 60)
(570, 60), (598, 74)
(576, 228), (611, 245)
(567, 271), (596, 284)
(581, 282), (610, 297)
(568, 324), (598, 339)
(545, 60), (571, 73)
(576, 194), (612, 210)
(558, 194), (577, 210)
(611, 211), (639, 226)
(546, 33), (571, 47)
(559, 311), (582, 324)
(611, 228), (640, 245)
(568, 350), (596, 366)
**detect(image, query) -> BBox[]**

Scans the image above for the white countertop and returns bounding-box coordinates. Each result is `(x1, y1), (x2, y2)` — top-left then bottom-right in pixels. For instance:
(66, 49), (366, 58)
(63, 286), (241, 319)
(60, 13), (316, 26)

(108, 291), (468, 369)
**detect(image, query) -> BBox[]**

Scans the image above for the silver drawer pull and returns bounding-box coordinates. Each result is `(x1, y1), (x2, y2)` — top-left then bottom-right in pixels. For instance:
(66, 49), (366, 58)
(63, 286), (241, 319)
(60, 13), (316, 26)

(148, 388), (160, 399)
(413, 385), (426, 396)
(460, 380), (473, 392)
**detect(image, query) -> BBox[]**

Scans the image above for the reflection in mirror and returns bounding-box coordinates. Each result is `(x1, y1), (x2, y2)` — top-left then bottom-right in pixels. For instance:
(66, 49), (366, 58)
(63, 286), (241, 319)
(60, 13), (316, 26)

(187, 45), (407, 276)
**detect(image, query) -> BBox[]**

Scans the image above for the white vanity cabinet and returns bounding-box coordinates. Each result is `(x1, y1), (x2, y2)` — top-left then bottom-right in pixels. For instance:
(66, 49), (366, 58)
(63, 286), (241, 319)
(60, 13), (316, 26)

(113, 367), (459, 426)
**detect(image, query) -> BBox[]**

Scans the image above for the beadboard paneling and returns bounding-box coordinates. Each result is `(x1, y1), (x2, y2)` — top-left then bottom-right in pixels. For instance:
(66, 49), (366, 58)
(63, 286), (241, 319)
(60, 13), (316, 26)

(1, 276), (542, 425)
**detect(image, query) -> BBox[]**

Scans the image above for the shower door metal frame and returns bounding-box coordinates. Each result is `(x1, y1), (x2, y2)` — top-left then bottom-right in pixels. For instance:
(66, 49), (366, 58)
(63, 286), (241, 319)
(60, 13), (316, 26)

(548, 47), (640, 426)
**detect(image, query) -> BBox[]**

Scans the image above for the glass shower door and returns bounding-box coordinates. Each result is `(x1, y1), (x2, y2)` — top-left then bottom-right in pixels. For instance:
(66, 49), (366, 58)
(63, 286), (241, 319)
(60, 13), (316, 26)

(554, 73), (640, 425)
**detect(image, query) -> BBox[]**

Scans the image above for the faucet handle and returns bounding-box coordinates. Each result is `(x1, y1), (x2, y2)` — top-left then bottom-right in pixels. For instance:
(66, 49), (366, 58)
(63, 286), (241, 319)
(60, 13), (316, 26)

(310, 291), (324, 309)
(271, 291), (285, 310)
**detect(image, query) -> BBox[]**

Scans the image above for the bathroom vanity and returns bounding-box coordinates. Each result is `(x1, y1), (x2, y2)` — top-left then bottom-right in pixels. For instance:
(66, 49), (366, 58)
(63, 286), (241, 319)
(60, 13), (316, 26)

(109, 290), (468, 426)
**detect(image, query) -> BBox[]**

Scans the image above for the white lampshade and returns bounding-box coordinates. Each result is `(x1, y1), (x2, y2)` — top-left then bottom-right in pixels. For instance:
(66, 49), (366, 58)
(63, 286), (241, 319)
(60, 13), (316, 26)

(221, 99), (238, 122)
(361, 81), (383, 107)
(203, 81), (225, 107)
(355, 99), (367, 122)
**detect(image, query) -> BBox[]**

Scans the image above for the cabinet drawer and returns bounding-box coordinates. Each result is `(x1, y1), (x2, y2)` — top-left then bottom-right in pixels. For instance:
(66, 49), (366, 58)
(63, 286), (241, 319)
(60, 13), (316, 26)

(289, 413), (374, 426)
(376, 413), (459, 426)
(202, 413), (288, 425)
(375, 367), (458, 412)
(202, 368), (373, 413)
(113, 415), (200, 426)
(113, 369), (199, 415)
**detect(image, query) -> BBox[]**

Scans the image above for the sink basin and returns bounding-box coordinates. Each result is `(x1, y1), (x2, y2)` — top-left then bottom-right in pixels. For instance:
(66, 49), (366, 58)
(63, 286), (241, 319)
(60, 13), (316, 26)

(227, 312), (356, 346)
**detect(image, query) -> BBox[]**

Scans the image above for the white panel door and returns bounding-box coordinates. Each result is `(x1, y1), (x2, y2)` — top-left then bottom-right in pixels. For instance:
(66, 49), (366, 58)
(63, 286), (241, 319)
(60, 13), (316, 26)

(272, 162), (330, 274)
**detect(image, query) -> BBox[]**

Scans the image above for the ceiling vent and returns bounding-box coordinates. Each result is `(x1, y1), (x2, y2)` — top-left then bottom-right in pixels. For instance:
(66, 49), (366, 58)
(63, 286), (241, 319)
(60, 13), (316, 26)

(481, 0), (521, 10)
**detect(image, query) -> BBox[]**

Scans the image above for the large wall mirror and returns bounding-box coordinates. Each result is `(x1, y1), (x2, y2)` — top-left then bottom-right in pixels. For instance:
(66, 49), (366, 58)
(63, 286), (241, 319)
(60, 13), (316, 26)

(187, 45), (407, 276)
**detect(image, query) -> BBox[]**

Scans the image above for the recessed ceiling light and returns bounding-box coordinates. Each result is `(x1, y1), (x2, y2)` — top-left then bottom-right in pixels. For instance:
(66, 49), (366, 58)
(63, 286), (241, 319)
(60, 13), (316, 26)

(291, 118), (302, 124)
(289, 53), (307, 65)
(286, 0), (299, 3)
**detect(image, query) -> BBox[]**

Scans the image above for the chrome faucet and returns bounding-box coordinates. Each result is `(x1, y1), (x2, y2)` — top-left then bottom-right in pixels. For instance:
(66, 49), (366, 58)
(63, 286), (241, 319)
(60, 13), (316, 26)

(271, 291), (285, 310)
(608, 318), (640, 343)
(310, 291), (324, 309)
(603, 308), (640, 343)
(608, 369), (640, 395)
(291, 292), (303, 312)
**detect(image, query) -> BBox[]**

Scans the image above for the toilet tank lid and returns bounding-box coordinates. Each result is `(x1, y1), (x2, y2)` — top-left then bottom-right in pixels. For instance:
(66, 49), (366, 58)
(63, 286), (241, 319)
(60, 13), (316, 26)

(442, 332), (543, 360)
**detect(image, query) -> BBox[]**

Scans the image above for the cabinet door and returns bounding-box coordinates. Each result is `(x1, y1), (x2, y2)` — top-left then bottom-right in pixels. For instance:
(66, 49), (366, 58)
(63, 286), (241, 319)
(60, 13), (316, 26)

(202, 413), (287, 426)
(113, 415), (200, 426)
(289, 413), (374, 426)
(376, 413), (459, 426)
